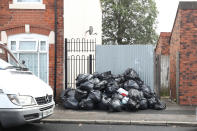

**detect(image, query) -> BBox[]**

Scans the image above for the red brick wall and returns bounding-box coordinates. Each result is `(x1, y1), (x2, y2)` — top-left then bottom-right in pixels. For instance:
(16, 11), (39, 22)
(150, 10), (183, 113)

(0, 0), (64, 101)
(179, 9), (197, 105)
(0, 0), (55, 31)
(155, 32), (171, 56)
(169, 10), (181, 101)
(170, 7), (197, 105)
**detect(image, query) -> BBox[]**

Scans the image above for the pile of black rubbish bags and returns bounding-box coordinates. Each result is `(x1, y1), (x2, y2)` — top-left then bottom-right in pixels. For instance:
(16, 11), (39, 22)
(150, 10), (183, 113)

(61, 68), (166, 112)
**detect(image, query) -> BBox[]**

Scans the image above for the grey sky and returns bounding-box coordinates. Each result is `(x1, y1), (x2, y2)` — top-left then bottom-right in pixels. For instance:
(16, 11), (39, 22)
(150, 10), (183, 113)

(155, 0), (193, 34)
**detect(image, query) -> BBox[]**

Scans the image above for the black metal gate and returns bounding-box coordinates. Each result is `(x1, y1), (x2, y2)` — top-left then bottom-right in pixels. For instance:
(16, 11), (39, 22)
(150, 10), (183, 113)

(65, 38), (96, 89)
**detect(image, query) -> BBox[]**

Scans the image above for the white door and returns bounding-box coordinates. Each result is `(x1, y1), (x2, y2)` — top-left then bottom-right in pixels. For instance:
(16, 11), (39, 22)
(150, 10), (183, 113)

(8, 34), (49, 83)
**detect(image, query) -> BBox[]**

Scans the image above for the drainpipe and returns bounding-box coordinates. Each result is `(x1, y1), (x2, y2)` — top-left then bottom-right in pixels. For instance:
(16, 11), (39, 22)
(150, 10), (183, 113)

(54, 0), (57, 101)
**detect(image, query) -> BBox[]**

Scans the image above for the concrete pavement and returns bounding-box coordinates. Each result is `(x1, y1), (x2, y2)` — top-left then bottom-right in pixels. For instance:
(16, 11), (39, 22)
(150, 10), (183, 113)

(41, 98), (197, 127)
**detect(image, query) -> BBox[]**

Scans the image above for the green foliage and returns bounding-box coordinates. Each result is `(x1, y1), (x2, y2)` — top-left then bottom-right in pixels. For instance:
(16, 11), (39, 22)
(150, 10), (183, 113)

(101, 0), (158, 45)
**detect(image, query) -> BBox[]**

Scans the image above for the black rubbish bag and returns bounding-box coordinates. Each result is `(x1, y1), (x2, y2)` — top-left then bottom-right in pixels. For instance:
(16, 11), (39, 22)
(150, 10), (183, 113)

(76, 74), (93, 86)
(61, 89), (79, 110)
(102, 71), (112, 76)
(98, 94), (111, 110)
(141, 84), (153, 99)
(106, 77), (116, 84)
(128, 89), (142, 101)
(60, 88), (75, 101)
(79, 97), (94, 110)
(112, 93), (124, 100)
(107, 80), (118, 86)
(105, 84), (119, 94)
(114, 75), (125, 84)
(123, 68), (139, 80)
(148, 97), (157, 109)
(115, 77), (123, 84)
(134, 78), (144, 87)
(94, 80), (108, 90)
(88, 90), (102, 103)
(79, 80), (94, 92)
(119, 83), (124, 89)
(74, 89), (88, 102)
(154, 102), (166, 110)
(97, 71), (112, 80)
(154, 99), (166, 110)
(109, 98), (122, 112)
(127, 98), (140, 110)
(139, 91), (144, 99)
(63, 96), (79, 110)
(139, 98), (148, 110)
(92, 78), (100, 85)
(93, 72), (100, 78)
(124, 80), (140, 90)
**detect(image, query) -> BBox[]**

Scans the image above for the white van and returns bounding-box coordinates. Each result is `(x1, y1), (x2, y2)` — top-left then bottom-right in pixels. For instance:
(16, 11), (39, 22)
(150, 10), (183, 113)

(0, 43), (55, 128)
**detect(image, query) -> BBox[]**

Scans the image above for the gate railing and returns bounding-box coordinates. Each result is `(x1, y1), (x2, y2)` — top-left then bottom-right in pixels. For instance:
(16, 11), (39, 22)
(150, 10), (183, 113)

(65, 38), (96, 89)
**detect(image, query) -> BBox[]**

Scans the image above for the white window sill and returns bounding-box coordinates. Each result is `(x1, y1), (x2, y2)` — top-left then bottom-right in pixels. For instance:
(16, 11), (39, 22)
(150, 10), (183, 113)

(9, 3), (46, 10)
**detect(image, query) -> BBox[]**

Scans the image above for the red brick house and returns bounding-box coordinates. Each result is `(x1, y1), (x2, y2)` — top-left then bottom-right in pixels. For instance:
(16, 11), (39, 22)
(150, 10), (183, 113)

(156, 1), (197, 105)
(155, 32), (171, 56)
(0, 0), (64, 101)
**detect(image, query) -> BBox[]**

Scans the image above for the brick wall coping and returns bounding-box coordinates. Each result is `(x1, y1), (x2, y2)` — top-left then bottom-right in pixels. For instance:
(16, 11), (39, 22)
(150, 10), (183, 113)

(179, 1), (197, 10)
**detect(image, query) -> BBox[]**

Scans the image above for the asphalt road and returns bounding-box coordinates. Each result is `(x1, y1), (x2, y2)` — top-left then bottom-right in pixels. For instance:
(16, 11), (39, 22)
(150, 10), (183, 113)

(1, 123), (197, 131)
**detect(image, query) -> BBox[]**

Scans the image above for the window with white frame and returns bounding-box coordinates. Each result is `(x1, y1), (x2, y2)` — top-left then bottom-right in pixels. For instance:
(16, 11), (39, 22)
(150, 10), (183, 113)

(10, 0), (45, 10)
(8, 34), (49, 84)
(14, 0), (42, 3)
